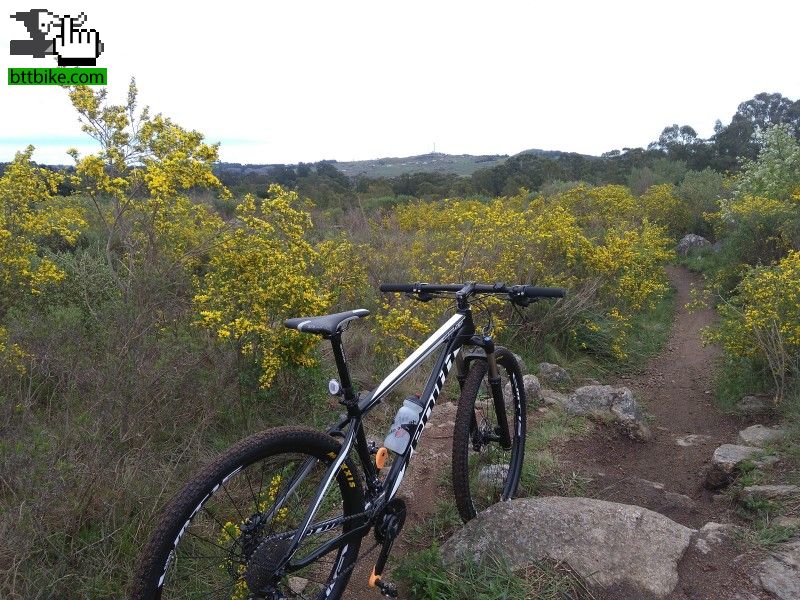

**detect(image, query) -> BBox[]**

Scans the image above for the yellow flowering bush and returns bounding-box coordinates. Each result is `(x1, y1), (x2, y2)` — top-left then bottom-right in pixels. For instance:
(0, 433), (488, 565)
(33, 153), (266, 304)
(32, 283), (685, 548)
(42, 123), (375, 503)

(638, 184), (691, 235)
(706, 250), (800, 400)
(194, 185), (366, 387)
(373, 186), (674, 362)
(0, 146), (86, 370)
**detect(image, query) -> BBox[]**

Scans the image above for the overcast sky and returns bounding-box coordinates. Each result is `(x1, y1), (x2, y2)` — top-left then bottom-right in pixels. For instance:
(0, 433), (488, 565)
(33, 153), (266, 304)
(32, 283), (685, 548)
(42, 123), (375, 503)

(2, 1), (799, 165)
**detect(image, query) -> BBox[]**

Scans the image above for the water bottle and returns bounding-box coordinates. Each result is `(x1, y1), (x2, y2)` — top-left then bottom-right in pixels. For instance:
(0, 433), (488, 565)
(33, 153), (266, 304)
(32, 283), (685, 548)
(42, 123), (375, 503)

(383, 395), (425, 454)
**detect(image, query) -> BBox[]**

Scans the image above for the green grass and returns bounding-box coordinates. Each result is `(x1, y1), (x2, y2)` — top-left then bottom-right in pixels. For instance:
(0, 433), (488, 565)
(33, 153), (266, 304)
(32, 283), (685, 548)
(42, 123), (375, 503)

(394, 544), (594, 600)
(712, 356), (774, 412)
(519, 411), (590, 497)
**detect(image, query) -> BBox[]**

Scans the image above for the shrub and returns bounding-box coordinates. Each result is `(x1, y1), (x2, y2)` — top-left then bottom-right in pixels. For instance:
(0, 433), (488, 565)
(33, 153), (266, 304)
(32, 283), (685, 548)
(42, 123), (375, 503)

(706, 250), (800, 401)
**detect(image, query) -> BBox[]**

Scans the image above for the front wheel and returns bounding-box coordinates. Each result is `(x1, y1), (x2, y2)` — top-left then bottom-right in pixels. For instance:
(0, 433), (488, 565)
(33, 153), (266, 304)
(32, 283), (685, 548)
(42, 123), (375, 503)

(451, 347), (526, 522)
(131, 426), (365, 600)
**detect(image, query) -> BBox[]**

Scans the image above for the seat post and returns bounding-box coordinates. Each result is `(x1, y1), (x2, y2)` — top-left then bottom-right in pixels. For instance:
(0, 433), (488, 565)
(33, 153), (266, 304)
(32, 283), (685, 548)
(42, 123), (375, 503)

(328, 332), (357, 406)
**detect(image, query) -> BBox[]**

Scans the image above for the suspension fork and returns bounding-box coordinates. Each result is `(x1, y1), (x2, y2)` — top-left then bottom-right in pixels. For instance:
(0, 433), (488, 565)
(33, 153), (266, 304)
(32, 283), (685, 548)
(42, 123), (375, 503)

(475, 336), (513, 450)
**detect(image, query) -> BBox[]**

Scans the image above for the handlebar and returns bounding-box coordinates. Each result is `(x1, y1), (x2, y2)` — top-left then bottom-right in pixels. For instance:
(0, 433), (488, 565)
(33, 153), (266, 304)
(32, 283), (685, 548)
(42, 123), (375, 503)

(379, 282), (566, 302)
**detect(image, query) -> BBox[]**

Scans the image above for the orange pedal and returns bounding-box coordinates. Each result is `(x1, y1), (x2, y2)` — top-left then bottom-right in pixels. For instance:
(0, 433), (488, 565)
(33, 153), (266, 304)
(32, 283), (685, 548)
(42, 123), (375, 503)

(375, 447), (389, 470)
(368, 567), (381, 587)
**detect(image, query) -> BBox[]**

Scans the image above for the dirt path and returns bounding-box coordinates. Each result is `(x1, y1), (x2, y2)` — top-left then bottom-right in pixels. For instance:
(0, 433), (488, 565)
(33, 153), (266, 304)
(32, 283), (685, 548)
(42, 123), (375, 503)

(560, 266), (773, 599)
(560, 266), (744, 528)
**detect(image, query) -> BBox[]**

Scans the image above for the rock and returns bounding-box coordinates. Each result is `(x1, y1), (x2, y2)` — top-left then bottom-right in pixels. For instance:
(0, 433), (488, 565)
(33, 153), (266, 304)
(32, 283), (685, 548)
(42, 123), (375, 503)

(675, 434), (714, 447)
(503, 374), (542, 407)
(537, 362), (570, 385)
(754, 539), (800, 600)
(541, 388), (569, 408)
(288, 576), (308, 594)
(676, 233), (711, 257)
(564, 385), (651, 441)
(774, 516), (800, 528)
(706, 444), (779, 489)
(441, 496), (694, 598)
(691, 522), (739, 555)
(478, 464), (509, 487)
(742, 485), (800, 501)
(737, 424), (786, 447)
(735, 395), (772, 416)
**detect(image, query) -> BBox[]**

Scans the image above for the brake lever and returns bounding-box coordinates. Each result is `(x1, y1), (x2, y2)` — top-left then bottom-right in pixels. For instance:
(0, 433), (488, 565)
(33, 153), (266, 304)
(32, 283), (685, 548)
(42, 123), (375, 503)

(404, 291), (434, 302)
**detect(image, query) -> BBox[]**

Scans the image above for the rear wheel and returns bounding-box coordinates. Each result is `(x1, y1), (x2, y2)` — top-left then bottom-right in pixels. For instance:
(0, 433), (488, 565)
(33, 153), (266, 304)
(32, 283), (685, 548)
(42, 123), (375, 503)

(131, 426), (365, 600)
(451, 347), (526, 522)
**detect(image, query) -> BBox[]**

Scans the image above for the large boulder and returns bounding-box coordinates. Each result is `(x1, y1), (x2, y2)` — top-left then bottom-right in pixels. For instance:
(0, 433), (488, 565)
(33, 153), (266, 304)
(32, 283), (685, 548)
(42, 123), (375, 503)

(563, 385), (651, 441)
(537, 362), (570, 385)
(676, 233), (711, 257)
(503, 374), (542, 406)
(441, 496), (694, 598)
(737, 424), (785, 447)
(706, 444), (779, 489)
(754, 540), (800, 600)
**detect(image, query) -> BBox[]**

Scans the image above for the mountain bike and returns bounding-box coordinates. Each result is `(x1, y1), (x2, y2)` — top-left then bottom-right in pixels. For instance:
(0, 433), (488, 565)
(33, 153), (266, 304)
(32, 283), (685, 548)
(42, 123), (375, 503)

(131, 281), (565, 600)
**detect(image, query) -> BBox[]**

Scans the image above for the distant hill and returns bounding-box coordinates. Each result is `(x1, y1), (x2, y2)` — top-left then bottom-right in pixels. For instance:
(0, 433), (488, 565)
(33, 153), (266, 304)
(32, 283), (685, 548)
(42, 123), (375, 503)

(213, 149), (582, 180)
(331, 152), (509, 178)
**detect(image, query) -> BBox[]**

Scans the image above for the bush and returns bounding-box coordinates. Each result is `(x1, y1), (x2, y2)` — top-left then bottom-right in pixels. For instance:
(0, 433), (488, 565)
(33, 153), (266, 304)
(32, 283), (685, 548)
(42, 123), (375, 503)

(706, 250), (800, 401)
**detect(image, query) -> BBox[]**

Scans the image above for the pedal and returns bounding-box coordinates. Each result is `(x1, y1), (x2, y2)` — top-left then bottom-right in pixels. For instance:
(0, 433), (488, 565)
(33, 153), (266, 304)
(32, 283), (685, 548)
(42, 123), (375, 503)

(368, 568), (398, 597)
(376, 579), (398, 597)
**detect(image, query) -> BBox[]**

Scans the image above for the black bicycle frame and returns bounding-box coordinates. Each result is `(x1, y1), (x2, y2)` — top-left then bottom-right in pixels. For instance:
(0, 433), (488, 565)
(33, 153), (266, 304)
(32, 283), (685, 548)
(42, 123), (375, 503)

(276, 303), (488, 573)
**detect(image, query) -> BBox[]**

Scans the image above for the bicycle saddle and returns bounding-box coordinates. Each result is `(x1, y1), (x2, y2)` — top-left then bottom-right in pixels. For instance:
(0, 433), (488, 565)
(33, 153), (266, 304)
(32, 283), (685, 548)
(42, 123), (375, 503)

(284, 309), (370, 336)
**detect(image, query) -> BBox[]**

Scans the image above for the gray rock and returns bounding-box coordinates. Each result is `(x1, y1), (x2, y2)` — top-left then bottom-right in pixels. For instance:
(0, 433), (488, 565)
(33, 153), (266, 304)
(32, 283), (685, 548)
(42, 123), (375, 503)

(737, 424), (786, 447)
(691, 522), (739, 555)
(564, 385), (651, 441)
(774, 516), (800, 528)
(706, 444), (779, 489)
(742, 485), (800, 501)
(676, 233), (711, 257)
(441, 496), (694, 598)
(541, 388), (569, 408)
(288, 576), (308, 594)
(537, 362), (570, 384)
(735, 395), (771, 416)
(675, 434), (714, 447)
(503, 374), (542, 407)
(477, 464), (509, 487)
(755, 540), (800, 600)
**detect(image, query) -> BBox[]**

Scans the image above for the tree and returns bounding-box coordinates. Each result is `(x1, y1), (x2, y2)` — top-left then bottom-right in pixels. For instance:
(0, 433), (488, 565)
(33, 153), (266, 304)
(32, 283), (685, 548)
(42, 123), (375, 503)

(712, 93), (800, 171)
(67, 79), (229, 293)
(736, 124), (800, 201)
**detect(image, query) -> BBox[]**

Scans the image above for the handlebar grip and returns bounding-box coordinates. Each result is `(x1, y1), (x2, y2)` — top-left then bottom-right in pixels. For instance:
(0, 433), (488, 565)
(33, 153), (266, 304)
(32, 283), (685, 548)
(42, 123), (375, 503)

(522, 286), (567, 299)
(379, 283), (419, 293)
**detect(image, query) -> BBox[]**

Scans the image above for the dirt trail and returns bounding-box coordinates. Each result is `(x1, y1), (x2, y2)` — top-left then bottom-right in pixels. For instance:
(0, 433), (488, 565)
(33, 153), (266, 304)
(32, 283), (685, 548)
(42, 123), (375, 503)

(561, 266), (773, 600)
(561, 266), (744, 528)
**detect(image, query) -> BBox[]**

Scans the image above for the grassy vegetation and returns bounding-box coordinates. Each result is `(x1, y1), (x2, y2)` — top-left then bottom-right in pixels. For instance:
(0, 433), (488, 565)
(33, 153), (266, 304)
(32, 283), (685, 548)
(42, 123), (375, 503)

(395, 546), (594, 600)
(518, 411), (591, 497)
